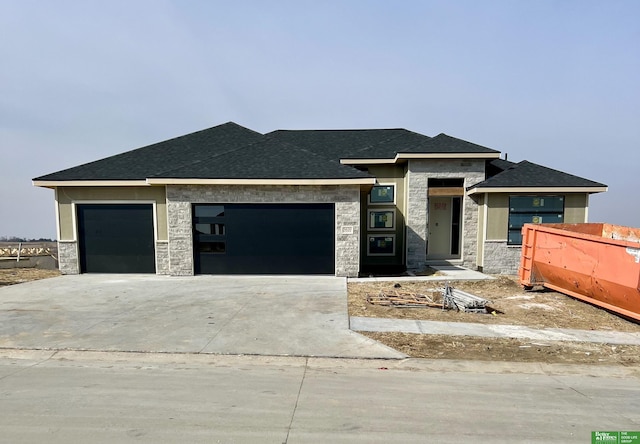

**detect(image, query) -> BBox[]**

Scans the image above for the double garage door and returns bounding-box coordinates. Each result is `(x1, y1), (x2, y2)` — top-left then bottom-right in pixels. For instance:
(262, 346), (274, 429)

(76, 203), (335, 274)
(194, 203), (335, 274)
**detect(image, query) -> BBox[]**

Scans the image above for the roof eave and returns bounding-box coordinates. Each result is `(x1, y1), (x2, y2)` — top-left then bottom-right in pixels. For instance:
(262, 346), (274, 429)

(467, 186), (608, 195)
(340, 152), (501, 165)
(33, 180), (150, 188)
(145, 178), (377, 185)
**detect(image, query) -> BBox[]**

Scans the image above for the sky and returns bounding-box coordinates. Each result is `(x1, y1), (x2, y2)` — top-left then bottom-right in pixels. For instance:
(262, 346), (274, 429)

(1, 0), (638, 239)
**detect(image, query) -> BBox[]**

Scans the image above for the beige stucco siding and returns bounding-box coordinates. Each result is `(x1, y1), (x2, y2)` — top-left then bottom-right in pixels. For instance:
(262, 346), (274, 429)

(564, 194), (588, 223)
(476, 194), (485, 267)
(486, 194), (509, 240)
(56, 186), (167, 241)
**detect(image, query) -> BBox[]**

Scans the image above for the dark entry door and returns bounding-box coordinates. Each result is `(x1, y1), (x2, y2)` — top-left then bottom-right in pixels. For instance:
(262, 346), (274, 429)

(77, 204), (155, 273)
(194, 203), (335, 274)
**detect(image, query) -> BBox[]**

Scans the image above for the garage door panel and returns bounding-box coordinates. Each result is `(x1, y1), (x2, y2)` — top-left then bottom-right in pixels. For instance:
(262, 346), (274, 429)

(77, 204), (155, 273)
(194, 203), (334, 274)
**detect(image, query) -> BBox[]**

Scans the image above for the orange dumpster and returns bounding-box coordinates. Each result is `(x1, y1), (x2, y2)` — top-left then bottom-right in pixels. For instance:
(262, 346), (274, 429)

(519, 223), (640, 322)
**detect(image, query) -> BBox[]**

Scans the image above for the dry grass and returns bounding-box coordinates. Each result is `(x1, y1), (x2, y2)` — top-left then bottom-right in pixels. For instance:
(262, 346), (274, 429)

(363, 332), (640, 365)
(0, 268), (61, 287)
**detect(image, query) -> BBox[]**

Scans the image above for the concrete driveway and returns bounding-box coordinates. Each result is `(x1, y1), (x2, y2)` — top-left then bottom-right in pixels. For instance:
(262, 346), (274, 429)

(0, 274), (404, 359)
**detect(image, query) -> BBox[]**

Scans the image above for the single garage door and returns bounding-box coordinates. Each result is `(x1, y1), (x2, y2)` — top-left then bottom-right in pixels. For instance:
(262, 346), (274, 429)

(194, 203), (335, 274)
(77, 204), (155, 273)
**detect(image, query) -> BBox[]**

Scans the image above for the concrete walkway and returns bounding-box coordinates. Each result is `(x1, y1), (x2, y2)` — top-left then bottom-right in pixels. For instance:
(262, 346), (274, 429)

(349, 264), (493, 283)
(351, 316), (640, 345)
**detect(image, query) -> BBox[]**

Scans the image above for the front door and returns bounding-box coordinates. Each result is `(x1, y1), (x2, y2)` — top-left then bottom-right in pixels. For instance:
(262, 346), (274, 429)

(427, 196), (461, 260)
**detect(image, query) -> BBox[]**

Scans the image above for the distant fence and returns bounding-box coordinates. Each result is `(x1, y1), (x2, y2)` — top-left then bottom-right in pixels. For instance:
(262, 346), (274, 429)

(0, 242), (58, 269)
(0, 242), (58, 259)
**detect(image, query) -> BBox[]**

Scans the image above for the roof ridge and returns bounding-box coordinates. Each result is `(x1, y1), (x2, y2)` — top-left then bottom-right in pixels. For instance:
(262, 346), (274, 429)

(152, 133), (371, 179)
(350, 131), (413, 155)
(261, 134), (371, 175)
(151, 130), (273, 177)
(269, 128), (407, 133)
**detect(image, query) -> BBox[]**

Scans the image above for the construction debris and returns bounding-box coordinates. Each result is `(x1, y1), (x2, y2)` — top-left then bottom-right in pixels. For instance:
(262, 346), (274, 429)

(367, 290), (443, 308)
(366, 283), (492, 313)
(442, 283), (491, 313)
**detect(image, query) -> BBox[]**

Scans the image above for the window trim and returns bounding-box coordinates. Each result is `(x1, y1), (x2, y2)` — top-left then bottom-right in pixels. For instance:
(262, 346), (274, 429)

(368, 184), (396, 205)
(367, 234), (396, 256)
(368, 208), (396, 231)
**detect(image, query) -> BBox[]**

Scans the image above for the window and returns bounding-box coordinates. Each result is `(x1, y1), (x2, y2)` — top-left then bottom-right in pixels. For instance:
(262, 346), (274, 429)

(369, 185), (394, 204)
(195, 223), (225, 235)
(193, 204), (226, 254)
(508, 196), (564, 245)
(368, 209), (395, 230)
(368, 235), (395, 256)
(197, 241), (226, 254)
(194, 205), (224, 218)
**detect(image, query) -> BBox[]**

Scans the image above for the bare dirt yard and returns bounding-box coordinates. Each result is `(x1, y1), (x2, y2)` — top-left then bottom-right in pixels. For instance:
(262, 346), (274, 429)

(349, 276), (640, 366)
(0, 268), (60, 287)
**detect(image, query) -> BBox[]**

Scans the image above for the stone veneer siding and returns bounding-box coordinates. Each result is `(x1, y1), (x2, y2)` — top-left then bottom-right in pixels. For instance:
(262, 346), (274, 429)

(165, 184), (361, 277)
(58, 240), (79, 274)
(155, 241), (170, 275)
(58, 238), (172, 275)
(482, 241), (522, 274)
(406, 159), (485, 270)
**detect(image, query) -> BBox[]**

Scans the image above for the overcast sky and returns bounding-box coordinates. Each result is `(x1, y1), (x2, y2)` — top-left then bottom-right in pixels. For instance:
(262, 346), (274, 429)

(1, 0), (638, 239)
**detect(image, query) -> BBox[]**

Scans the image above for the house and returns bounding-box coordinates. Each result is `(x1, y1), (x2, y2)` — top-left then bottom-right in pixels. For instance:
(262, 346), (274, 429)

(33, 122), (607, 276)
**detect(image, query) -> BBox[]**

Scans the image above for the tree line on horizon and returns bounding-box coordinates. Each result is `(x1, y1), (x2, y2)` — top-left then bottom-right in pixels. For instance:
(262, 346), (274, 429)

(0, 236), (56, 242)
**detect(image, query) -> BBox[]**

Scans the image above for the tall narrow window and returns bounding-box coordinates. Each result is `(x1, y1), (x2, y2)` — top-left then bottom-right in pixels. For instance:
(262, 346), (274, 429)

(451, 197), (461, 255)
(193, 205), (226, 254)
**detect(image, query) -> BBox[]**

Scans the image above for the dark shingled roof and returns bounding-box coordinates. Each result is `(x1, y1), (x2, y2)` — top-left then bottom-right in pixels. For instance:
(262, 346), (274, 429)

(33, 122), (263, 181)
(266, 129), (412, 161)
(268, 129), (499, 159)
(153, 136), (372, 180)
(469, 160), (607, 189)
(393, 133), (500, 155)
(34, 122), (602, 187)
(485, 158), (517, 178)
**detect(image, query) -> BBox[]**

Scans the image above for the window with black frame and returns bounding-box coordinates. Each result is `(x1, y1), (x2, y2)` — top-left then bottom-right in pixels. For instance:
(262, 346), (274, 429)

(508, 196), (564, 245)
(369, 185), (394, 204)
(193, 205), (226, 254)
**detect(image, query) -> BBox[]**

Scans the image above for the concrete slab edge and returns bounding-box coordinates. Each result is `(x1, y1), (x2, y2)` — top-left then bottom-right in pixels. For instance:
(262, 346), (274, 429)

(349, 275), (494, 283)
(1, 349), (637, 379)
(350, 317), (640, 346)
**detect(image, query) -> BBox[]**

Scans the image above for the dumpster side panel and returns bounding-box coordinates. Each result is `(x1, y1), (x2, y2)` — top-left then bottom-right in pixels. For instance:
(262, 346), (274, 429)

(519, 223), (640, 321)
